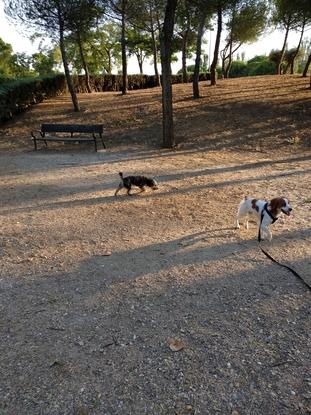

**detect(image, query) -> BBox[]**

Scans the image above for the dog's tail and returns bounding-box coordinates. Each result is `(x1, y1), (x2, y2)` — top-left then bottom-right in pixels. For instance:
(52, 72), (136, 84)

(119, 172), (123, 179)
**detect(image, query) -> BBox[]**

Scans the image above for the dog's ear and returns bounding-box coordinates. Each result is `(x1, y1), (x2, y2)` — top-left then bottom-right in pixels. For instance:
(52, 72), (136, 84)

(251, 199), (258, 210)
(270, 197), (286, 215)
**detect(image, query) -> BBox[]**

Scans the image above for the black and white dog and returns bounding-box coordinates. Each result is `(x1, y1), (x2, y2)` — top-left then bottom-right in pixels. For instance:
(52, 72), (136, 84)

(114, 172), (158, 196)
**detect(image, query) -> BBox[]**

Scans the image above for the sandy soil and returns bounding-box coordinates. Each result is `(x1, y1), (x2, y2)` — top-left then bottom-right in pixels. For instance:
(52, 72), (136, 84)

(0, 75), (310, 415)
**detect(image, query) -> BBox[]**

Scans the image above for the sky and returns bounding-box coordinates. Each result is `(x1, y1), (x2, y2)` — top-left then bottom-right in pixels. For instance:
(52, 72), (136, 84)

(0, 1), (305, 75)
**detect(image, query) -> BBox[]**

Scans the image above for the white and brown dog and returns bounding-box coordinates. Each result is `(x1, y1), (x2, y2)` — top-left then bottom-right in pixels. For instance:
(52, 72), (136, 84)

(236, 196), (292, 241)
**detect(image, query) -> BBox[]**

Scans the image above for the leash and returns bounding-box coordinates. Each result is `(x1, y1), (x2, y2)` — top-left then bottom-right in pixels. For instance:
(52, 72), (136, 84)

(258, 205), (311, 291)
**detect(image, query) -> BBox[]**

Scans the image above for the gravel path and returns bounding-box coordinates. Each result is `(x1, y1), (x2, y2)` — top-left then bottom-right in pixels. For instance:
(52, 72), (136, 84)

(0, 75), (310, 415)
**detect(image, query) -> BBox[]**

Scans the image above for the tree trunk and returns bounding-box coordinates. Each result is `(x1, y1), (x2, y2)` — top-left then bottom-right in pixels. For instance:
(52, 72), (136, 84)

(302, 53), (311, 77)
(210, 6), (222, 86)
(181, 19), (191, 84)
(225, 43), (242, 77)
(108, 51), (112, 74)
(77, 31), (92, 93)
(137, 54), (143, 74)
(58, 16), (80, 112)
(290, 21), (305, 75)
(220, 43), (229, 78)
(224, 57), (232, 78)
(224, 30), (234, 79)
(150, 10), (161, 86)
(221, 54), (226, 78)
(193, 12), (206, 99)
(277, 18), (291, 75)
(121, 0), (128, 95)
(181, 31), (189, 83)
(160, 0), (178, 148)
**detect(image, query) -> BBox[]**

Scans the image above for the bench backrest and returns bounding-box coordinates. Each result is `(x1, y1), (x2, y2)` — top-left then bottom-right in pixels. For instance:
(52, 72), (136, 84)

(41, 124), (104, 134)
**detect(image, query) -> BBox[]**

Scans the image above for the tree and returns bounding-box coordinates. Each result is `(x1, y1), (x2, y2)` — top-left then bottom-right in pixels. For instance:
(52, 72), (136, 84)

(192, 1), (211, 98)
(108, 0), (137, 94)
(79, 23), (122, 74)
(272, 0), (301, 74)
(11, 53), (34, 77)
(32, 46), (61, 76)
(160, 0), (178, 148)
(4, 0), (101, 111)
(220, 0), (267, 78)
(0, 38), (34, 77)
(66, 0), (104, 92)
(127, 0), (165, 85)
(210, 1), (223, 86)
(175, 0), (198, 83)
(126, 27), (153, 74)
(0, 38), (15, 76)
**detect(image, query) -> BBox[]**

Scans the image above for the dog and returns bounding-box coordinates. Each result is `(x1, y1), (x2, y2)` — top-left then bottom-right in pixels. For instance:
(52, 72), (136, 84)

(236, 196), (292, 241)
(114, 172), (159, 196)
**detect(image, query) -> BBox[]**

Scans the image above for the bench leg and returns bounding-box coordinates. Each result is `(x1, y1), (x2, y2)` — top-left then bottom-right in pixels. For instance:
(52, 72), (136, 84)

(100, 133), (106, 149)
(94, 138), (98, 152)
(44, 140), (48, 147)
(34, 139), (37, 150)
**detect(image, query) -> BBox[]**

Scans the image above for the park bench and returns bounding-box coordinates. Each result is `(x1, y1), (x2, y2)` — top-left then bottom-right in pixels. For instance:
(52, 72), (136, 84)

(31, 124), (106, 152)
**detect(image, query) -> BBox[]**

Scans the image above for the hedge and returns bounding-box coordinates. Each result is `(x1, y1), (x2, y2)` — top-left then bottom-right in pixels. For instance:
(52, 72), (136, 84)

(72, 72), (211, 92)
(0, 72), (211, 123)
(0, 74), (66, 122)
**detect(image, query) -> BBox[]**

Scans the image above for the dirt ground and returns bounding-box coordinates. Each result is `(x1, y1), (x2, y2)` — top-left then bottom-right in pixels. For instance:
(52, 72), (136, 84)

(0, 75), (310, 415)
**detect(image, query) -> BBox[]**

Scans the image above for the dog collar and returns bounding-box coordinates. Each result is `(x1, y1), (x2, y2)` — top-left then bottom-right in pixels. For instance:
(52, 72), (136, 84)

(263, 202), (278, 224)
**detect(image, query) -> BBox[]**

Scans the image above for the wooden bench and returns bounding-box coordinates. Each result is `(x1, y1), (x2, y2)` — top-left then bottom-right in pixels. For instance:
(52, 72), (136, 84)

(31, 124), (106, 152)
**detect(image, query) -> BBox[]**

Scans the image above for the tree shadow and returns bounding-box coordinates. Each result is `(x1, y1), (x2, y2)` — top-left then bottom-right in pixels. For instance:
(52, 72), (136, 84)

(0, 228), (310, 414)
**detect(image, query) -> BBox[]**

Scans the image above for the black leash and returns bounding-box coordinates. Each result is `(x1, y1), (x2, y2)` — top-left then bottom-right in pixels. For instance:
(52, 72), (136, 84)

(258, 204), (311, 291)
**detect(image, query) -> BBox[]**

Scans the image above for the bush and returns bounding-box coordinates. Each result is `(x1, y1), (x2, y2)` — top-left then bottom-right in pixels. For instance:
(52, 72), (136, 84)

(72, 73), (212, 93)
(247, 60), (276, 76)
(0, 75), (15, 86)
(0, 72), (212, 123)
(224, 56), (277, 78)
(228, 61), (248, 78)
(0, 74), (66, 123)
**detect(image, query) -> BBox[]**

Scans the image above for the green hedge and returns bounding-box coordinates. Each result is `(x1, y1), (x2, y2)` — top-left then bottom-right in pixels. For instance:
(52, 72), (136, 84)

(0, 72), (212, 122)
(0, 75), (15, 86)
(0, 74), (66, 122)
(73, 73), (211, 93)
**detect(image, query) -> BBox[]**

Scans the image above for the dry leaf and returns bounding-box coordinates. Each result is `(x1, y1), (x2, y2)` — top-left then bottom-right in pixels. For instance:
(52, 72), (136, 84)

(102, 251), (111, 256)
(167, 337), (185, 352)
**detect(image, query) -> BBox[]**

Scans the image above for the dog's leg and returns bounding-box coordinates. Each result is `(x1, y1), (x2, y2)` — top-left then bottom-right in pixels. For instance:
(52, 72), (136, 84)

(236, 211), (245, 229)
(244, 219), (249, 230)
(260, 225), (272, 241)
(266, 228), (272, 241)
(126, 186), (132, 196)
(139, 186), (146, 193)
(114, 184), (123, 196)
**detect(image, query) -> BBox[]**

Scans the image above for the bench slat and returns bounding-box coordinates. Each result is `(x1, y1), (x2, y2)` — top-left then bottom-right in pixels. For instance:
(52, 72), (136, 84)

(34, 136), (95, 142)
(41, 124), (104, 134)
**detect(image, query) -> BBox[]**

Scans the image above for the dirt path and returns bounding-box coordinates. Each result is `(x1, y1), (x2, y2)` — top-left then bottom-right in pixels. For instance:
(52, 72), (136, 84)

(0, 75), (310, 415)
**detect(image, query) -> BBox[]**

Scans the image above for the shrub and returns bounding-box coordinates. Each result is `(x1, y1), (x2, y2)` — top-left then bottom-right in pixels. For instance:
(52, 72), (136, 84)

(247, 60), (276, 76)
(0, 74), (66, 123)
(72, 73), (212, 93)
(228, 61), (248, 78)
(0, 75), (15, 86)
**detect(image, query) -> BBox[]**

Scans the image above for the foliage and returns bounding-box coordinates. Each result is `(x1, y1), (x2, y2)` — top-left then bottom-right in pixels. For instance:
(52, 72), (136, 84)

(228, 60), (248, 77)
(223, 56), (277, 78)
(32, 47), (62, 76)
(0, 74), (66, 123)
(126, 28), (153, 73)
